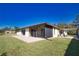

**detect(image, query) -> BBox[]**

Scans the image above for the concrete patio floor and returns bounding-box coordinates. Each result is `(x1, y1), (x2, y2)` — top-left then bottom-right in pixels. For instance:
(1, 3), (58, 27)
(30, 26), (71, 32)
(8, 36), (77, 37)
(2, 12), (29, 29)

(13, 35), (74, 43)
(58, 36), (74, 39)
(13, 35), (45, 43)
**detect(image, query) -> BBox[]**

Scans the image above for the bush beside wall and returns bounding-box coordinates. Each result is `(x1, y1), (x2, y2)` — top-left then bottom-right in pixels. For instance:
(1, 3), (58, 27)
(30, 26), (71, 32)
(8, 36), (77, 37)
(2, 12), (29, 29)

(67, 30), (76, 35)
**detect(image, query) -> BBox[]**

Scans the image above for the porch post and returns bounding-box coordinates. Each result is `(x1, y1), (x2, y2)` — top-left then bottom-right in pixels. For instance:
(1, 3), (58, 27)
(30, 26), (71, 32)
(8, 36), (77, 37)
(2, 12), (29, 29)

(52, 28), (54, 37)
(36, 31), (37, 37)
(25, 28), (31, 37)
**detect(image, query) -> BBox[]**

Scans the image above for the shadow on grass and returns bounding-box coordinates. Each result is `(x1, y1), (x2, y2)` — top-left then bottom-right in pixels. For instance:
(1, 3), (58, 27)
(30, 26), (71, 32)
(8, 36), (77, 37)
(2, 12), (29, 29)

(45, 37), (52, 41)
(1, 52), (7, 56)
(64, 37), (79, 56)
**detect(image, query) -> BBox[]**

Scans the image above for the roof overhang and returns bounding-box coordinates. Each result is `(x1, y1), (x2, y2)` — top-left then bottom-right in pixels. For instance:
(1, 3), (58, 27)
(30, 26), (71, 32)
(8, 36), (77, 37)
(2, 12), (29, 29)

(22, 23), (59, 30)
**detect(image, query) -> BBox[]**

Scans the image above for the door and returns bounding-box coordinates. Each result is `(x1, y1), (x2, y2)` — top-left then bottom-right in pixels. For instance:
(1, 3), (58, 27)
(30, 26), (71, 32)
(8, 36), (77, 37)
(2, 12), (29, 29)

(21, 29), (25, 35)
(31, 30), (36, 37)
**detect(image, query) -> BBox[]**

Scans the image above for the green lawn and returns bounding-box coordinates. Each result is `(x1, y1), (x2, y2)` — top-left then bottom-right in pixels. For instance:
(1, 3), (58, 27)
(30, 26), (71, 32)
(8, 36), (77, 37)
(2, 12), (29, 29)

(0, 35), (79, 56)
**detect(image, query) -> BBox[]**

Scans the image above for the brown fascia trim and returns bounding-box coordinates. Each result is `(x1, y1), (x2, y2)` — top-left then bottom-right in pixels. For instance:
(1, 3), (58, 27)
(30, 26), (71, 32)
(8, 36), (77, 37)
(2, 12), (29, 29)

(45, 23), (60, 30)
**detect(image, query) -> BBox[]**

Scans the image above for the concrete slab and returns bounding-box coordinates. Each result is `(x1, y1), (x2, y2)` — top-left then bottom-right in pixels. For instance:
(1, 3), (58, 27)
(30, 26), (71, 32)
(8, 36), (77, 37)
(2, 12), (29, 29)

(12, 35), (45, 43)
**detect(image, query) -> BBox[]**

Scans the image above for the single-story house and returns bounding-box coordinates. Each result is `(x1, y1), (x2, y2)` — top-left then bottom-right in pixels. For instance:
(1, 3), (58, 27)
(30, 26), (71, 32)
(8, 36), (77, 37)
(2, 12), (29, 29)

(59, 29), (68, 37)
(5, 30), (15, 34)
(16, 23), (60, 38)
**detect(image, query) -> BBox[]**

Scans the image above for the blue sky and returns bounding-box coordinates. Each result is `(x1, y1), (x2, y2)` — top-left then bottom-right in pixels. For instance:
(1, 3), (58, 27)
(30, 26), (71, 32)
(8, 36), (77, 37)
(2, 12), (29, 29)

(0, 3), (79, 28)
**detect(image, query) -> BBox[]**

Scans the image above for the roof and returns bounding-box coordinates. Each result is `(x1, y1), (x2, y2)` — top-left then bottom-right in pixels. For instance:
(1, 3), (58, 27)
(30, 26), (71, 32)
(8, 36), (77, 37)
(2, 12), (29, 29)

(22, 23), (59, 30)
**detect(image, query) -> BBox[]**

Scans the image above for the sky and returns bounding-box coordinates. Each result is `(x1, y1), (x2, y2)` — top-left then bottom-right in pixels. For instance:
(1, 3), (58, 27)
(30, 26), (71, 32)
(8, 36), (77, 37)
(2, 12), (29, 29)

(0, 3), (79, 28)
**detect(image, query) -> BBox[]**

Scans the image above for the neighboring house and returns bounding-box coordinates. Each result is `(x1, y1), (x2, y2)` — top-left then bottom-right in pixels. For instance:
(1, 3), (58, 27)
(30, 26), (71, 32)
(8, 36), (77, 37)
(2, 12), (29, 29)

(16, 23), (60, 38)
(5, 30), (15, 34)
(59, 29), (68, 37)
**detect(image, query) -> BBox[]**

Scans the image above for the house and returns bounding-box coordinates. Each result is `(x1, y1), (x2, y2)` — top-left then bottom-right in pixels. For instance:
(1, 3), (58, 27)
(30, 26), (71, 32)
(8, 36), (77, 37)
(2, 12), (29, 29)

(16, 23), (60, 38)
(5, 30), (15, 34)
(59, 29), (68, 37)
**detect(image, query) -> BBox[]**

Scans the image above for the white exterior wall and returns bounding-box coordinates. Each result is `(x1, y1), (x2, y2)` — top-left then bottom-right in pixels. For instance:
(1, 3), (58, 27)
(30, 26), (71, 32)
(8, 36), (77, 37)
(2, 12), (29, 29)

(64, 31), (67, 36)
(25, 28), (30, 37)
(16, 31), (23, 36)
(45, 28), (52, 37)
(16, 28), (30, 37)
(55, 29), (59, 37)
(52, 28), (59, 37)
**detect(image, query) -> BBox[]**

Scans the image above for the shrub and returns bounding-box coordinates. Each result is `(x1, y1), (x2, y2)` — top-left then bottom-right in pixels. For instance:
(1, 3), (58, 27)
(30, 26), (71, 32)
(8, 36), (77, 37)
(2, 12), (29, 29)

(67, 30), (76, 35)
(0, 33), (4, 35)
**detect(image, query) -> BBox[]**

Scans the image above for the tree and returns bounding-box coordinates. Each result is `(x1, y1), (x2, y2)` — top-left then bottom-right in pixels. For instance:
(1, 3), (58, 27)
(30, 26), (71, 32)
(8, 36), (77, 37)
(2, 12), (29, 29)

(73, 15), (79, 27)
(57, 23), (67, 29)
(2, 27), (11, 31)
(0, 29), (4, 33)
(14, 26), (21, 33)
(73, 15), (79, 38)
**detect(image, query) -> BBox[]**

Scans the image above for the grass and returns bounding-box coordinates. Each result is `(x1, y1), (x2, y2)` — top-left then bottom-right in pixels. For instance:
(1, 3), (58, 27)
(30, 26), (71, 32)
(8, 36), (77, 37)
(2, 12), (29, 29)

(0, 35), (79, 56)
